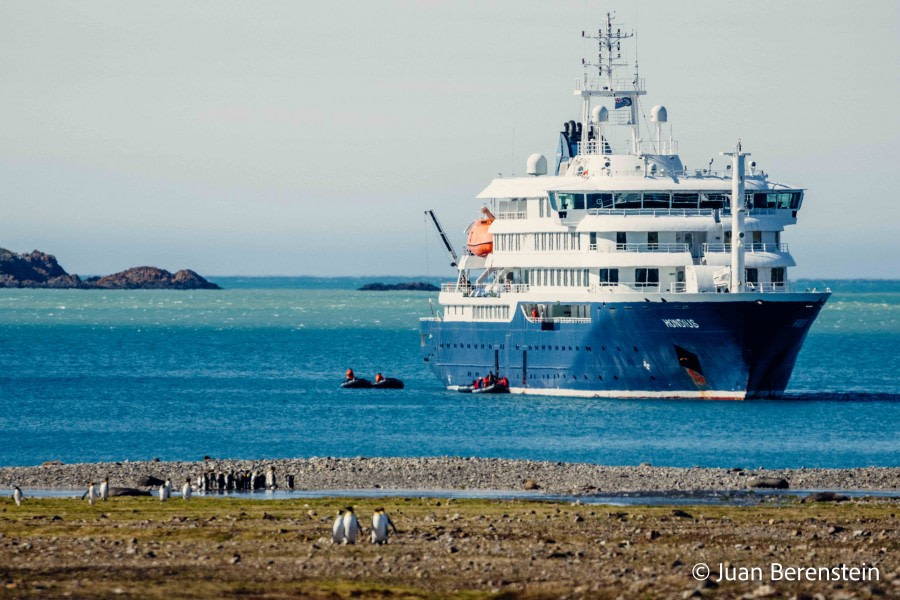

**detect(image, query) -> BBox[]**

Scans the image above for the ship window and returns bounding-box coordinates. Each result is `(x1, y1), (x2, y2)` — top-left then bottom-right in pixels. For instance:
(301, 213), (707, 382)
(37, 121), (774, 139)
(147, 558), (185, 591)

(746, 268), (758, 284)
(771, 267), (785, 286)
(599, 268), (619, 283)
(700, 192), (728, 209)
(672, 193), (699, 208)
(790, 192), (803, 209)
(752, 231), (762, 244)
(642, 192), (670, 208)
(614, 192), (641, 209)
(648, 232), (659, 246)
(586, 193), (614, 208)
(555, 193), (576, 211)
(616, 232), (627, 245)
(635, 268), (659, 284)
(573, 194), (585, 210)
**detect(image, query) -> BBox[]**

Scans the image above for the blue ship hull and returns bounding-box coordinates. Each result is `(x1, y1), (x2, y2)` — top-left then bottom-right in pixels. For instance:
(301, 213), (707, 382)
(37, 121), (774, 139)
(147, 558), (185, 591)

(420, 294), (828, 399)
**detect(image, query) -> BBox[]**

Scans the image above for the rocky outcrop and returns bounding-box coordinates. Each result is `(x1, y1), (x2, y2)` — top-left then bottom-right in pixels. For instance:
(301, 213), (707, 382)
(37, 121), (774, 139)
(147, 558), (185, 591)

(0, 248), (83, 288)
(87, 267), (219, 290)
(358, 282), (439, 291)
(0, 247), (220, 290)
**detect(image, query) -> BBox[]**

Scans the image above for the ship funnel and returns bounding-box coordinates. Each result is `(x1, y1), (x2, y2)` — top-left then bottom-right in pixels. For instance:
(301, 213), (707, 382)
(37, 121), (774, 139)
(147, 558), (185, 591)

(526, 153), (548, 176)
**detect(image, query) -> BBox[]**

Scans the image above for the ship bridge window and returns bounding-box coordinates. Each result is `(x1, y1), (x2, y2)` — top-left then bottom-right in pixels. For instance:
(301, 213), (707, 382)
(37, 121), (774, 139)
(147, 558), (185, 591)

(672, 193), (699, 208)
(551, 192), (586, 211)
(614, 192), (642, 209)
(642, 192), (670, 208)
(587, 193), (614, 208)
(700, 192), (729, 210)
(751, 191), (803, 210)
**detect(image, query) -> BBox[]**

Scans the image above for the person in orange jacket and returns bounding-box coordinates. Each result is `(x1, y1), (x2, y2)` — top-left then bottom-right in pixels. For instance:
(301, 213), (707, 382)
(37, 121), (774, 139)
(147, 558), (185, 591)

(346, 368), (355, 380)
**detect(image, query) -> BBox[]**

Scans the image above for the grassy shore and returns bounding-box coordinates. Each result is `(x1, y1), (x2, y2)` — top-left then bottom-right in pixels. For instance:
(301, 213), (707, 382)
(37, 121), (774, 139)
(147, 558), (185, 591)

(0, 496), (897, 599)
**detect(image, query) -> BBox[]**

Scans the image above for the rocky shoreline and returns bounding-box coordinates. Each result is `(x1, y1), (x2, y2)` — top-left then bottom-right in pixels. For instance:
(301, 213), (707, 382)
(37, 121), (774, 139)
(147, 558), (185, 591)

(2, 457), (898, 495)
(0, 247), (219, 289)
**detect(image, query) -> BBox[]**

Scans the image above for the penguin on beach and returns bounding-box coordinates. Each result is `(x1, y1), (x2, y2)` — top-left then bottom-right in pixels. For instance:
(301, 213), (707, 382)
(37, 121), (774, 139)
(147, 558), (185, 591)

(331, 509), (345, 544)
(12, 486), (23, 506)
(159, 480), (170, 502)
(370, 508), (398, 544)
(99, 477), (109, 501)
(87, 482), (98, 506)
(265, 466), (276, 490)
(342, 506), (362, 544)
(181, 478), (192, 500)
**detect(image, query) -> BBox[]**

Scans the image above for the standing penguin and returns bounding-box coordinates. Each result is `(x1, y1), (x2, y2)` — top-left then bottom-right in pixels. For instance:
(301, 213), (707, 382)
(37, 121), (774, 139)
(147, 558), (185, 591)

(87, 482), (98, 506)
(181, 478), (192, 500)
(331, 509), (345, 544)
(370, 508), (398, 544)
(99, 477), (110, 501)
(159, 481), (170, 502)
(12, 486), (23, 506)
(342, 507), (362, 544)
(265, 466), (276, 490)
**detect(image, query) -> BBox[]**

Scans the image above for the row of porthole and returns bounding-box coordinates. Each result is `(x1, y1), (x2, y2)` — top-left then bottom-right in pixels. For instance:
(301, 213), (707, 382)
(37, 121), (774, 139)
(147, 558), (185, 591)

(440, 343), (506, 350)
(464, 372), (658, 382)
(445, 343), (642, 353)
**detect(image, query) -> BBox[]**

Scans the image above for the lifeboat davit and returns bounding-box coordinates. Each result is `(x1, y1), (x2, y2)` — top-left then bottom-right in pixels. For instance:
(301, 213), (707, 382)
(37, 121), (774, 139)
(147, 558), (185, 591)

(466, 207), (495, 257)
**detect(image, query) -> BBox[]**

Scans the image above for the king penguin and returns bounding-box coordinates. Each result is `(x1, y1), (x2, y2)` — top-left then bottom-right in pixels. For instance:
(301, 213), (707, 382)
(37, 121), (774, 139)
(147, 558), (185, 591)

(159, 481), (170, 502)
(331, 509), (345, 544)
(370, 507), (398, 544)
(12, 486), (23, 506)
(342, 506), (362, 544)
(181, 478), (192, 500)
(87, 482), (98, 506)
(99, 477), (110, 501)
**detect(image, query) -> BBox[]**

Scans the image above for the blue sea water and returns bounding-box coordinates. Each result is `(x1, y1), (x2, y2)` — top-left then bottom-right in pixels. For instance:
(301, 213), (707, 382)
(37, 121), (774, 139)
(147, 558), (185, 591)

(0, 278), (897, 469)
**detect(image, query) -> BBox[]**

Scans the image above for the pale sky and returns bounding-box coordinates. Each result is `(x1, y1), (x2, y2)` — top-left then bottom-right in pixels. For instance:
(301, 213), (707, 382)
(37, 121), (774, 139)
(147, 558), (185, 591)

(1, 0), (898, 278)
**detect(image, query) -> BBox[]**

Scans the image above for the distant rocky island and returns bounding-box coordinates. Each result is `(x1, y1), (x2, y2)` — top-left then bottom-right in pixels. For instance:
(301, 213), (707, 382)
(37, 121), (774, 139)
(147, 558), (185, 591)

(0, 248), (220, 290)
(358, 282), (439, 292)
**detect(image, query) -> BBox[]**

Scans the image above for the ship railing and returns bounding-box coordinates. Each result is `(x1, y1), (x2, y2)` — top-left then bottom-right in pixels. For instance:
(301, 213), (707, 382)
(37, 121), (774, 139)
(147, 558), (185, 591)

(495, 211), (528, 220)
(575, 76), (645, 92)
(703, 243), (789, 253)
(614, 243), (689, 253)
(441, 283), (473, 294)
(633, 282), (660, 291)
(746, 282), (793, 293)
(669, 282), (687, 293)
(587, 208), (715, 217)
(440, 283), (530, 296)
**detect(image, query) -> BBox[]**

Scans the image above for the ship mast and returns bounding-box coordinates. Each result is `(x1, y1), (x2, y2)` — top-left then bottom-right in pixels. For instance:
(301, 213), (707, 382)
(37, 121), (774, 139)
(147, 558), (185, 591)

(578, 12), (644, 155)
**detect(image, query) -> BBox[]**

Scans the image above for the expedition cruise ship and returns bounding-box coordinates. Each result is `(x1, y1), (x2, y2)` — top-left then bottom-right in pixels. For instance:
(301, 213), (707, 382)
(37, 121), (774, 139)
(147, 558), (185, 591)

(419, 14), (829, 399)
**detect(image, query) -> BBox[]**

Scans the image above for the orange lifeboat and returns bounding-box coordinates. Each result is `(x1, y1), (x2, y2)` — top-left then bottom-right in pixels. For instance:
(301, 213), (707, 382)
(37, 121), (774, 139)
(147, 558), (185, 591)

(466, 207), (495, 257)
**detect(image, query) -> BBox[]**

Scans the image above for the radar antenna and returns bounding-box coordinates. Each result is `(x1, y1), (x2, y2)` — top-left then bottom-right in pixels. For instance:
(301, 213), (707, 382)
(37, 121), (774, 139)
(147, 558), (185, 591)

(575, 13), (645, 155)
(581, 12), (634, 89)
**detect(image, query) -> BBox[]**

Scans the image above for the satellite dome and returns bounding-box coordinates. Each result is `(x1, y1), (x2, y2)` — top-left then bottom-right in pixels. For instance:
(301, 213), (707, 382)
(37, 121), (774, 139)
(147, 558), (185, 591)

(591, 106), (609, 123)
(526, 153), (548, 176)
(650, 105), (668, 123)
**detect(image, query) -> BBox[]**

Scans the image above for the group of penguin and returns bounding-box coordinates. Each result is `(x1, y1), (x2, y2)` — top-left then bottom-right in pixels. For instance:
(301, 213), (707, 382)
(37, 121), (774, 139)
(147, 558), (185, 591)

(151, 478), (193, 502)
(11, 486), (400, 545)
(332, 506), (398, 545)
(79, 477), (192, 503)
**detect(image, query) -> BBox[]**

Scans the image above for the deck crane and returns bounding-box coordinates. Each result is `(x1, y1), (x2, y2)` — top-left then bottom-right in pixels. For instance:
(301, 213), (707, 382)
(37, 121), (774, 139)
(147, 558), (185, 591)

(424, 210), (459, 268)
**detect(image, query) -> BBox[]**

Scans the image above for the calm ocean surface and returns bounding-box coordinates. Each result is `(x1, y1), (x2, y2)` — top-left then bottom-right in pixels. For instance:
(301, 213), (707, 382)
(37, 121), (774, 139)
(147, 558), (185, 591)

(0, 278), (897, 469)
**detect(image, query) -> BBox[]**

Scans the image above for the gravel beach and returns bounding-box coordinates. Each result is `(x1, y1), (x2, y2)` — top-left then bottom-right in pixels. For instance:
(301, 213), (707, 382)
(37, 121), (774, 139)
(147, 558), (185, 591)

(1, 457), (898, 494)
